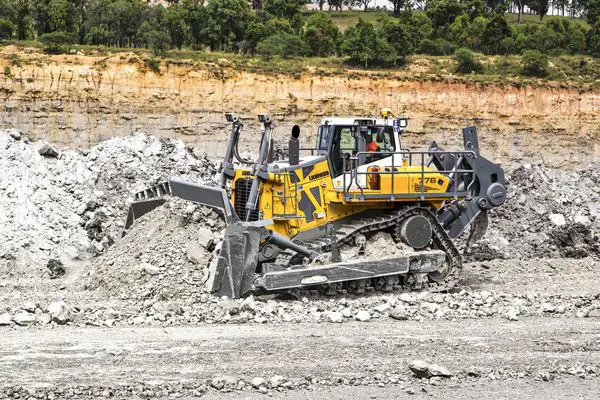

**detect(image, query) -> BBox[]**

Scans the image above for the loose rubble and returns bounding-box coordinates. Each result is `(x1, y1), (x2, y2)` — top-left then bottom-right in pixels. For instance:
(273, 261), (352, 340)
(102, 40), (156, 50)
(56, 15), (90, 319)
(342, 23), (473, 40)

(0, 129), (217, 280)
(471, 163), (600, 261)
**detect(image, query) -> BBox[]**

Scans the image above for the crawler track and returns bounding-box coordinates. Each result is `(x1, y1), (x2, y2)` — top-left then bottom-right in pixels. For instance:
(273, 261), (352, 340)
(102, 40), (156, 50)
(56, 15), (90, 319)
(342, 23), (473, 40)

(263, 205), (462, 296)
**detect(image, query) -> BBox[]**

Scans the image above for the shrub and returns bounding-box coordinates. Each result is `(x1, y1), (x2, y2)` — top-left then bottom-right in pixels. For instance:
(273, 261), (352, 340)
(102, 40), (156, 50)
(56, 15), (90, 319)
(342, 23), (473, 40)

(454, 48), (483, 73)
(420, 38), (456, 55)
(142, 29), (171, 56)
(521, 50), (549, 77)
(144, 58), (161, 74)
(38, 31), (73, 54)
(481, 14), (512, 55)
(256, 33), (305, 58)
(0, 18), (15, 40)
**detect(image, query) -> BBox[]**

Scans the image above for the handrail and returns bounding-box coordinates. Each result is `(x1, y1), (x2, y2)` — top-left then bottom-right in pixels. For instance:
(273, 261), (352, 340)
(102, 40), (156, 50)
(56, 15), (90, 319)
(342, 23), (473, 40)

(341, 149), (477, 202)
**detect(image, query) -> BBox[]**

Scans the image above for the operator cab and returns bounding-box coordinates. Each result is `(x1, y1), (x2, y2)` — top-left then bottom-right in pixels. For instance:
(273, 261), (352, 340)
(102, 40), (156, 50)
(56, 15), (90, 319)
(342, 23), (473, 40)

(316, 113), (408, 189)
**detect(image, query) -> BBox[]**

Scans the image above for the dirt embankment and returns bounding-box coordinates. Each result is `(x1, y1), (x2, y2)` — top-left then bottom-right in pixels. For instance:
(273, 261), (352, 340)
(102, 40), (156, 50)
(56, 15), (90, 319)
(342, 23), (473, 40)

(0, 48), (598, 169)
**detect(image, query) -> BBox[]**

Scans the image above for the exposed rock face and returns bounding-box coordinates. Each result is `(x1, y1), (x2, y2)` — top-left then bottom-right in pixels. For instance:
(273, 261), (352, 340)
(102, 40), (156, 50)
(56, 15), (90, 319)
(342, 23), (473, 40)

(0, 51), (597, 169)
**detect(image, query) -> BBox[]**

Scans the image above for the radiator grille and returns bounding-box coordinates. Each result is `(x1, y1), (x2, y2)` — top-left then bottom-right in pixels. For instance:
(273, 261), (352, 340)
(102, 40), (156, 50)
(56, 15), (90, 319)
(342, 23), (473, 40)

(234, 178), (260, 221)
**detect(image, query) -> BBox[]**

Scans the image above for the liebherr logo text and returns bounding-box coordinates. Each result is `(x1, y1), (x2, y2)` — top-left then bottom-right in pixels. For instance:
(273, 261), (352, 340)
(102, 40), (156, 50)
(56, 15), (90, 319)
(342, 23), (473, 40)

(308, 171), (330, 181)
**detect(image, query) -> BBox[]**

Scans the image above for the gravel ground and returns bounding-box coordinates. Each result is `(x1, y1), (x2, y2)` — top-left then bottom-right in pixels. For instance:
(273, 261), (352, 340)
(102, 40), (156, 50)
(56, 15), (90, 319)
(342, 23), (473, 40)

(1, 318), (600, 399)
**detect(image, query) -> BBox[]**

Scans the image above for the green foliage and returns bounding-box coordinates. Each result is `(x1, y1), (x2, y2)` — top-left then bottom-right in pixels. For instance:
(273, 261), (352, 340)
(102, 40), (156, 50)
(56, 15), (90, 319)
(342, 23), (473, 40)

(263, 0), (306, 30)
(256, 32), (305, 58)
(581, 0), (600, 24)
(526, 0), (551, 22)
(341, 19), (393, 67)
(420, 38), (456, 55)
(164, 3), (190, 49)
(381, 17), (412, 63)
(481, 14), (512, 54)
(38, 30), (73, 53)
(454, 47), (483, 73)
(143, 29), (171, 56)
(304, 12), (340, 57)
(396, 11), (433, 52)
(587, 18), (600, 57)
(0, 18), (16, 40)
(521, 49), (549, 76)
(245, 22), (273, 54)
(144, 57), (161, 73)
(205, 0), (252, 51)
(0, 1), (597, 73)
(425, 0), (465, 37)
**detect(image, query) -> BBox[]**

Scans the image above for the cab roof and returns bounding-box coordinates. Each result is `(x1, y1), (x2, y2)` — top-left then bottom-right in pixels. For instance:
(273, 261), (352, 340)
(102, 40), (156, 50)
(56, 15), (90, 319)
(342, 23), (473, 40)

(320, 117), (399, 127)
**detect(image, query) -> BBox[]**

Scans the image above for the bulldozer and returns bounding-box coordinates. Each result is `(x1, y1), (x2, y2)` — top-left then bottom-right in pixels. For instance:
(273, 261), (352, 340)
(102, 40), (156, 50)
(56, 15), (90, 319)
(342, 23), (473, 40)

(126, 110), (506, 298)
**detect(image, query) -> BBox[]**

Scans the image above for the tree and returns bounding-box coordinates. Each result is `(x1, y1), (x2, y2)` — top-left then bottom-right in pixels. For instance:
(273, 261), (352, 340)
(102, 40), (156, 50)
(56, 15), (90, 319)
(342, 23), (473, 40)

(468, 15), (487, 50)
(341, 19), (392, 67)
(525, 0), (550, 22)
(425, 0), (465, 36)
(263, 0), (306, 30)
(0, 0), (17, 23)
(183, 0), (208, 49)
(13, 0), (32, 40)
(164, 3), (189, 49)
(586, 18), (600, 57)
(448, 14), (471, 48)
(0, 18), (16, 39)
(514, 0), (526, 23)
(327, 0), (343, 10)
(454, 47), (483, 73)
(580, 0), (600, 23)
(357, 0), (373, 10)
(399, 11), (433, 51)
(304, 12), (339, 56)
(256, 32), (305, 57)
(39, 30), (73, 53)
(390, 0), (408, 15)
(144, 29), (171, 55)
(480, 13), (512, 54)
(245, 22), (272, 53)
(521, 49), (548, 76)
(48, 0), (70, 32)
(205, 0), (252, 51)
(381, 18), (413, 63)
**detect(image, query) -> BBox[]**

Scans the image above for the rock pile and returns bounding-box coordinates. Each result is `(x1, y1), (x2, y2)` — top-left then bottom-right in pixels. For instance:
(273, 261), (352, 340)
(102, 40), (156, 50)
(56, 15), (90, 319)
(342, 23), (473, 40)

(0, 300), (72, 327)
(472, 163), (600, 261)
(0, 130), (218, 278)
(84, 199), (225, 307)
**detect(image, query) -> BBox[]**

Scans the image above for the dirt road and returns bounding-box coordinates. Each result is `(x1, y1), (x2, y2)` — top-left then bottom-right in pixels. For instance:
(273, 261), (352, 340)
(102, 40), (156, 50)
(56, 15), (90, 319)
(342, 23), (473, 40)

(2, 317), (600, 399)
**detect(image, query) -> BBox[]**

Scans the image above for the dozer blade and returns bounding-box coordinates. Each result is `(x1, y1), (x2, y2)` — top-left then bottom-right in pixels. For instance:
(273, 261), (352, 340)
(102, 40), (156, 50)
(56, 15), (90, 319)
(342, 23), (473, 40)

(126, 198), (167, 229)
(207, 222), (264, 298)
(170, 179), (238, 222)
(254, 250), (446, 292)
(125, 179), (239, 230)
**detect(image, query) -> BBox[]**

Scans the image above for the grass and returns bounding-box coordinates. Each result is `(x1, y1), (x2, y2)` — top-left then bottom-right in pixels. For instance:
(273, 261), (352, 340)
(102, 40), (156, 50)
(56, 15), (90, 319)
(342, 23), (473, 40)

(309, 10), (590, 31)
(311, 10), (390, 31)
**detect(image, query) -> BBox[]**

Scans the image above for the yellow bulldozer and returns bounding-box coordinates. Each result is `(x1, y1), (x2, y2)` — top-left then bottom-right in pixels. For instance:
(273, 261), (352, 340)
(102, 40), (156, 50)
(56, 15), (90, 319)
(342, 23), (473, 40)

(126, 110), (506, 298)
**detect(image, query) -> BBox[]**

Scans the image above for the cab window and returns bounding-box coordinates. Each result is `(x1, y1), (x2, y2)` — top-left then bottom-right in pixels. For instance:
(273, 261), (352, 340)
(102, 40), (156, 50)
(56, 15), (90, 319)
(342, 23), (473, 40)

(330, 127), (356, 177)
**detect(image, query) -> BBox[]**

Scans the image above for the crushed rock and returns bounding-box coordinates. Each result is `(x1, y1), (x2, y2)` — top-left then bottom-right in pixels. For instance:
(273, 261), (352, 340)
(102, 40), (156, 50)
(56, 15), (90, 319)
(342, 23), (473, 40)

(470, 163), (600, 261)
(84, 199), (225, 307)
(0, 129), (218, 278)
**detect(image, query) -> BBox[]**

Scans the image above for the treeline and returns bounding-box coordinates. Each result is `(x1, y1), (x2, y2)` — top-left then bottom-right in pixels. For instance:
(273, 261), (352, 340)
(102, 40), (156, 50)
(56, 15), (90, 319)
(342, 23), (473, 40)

(0, 0), (598, 63)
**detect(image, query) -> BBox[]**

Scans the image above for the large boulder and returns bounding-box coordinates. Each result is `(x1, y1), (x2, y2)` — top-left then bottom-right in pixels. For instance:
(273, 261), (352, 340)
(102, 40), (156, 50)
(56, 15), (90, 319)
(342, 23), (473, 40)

(48, 301), (71, 324)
